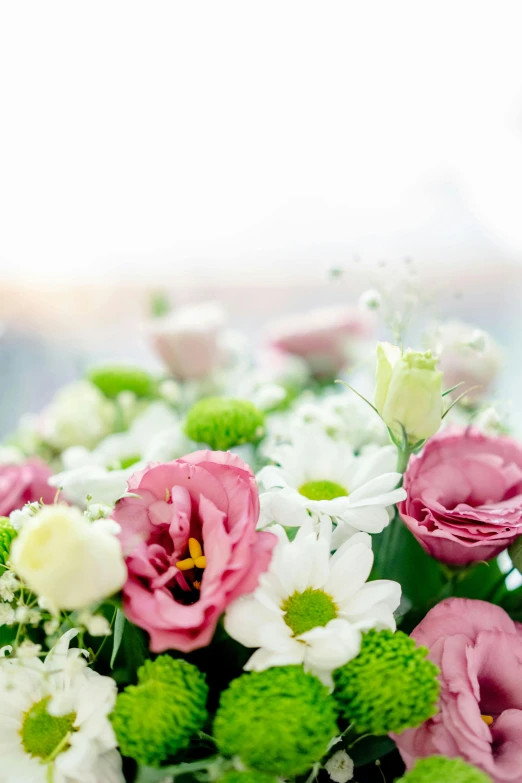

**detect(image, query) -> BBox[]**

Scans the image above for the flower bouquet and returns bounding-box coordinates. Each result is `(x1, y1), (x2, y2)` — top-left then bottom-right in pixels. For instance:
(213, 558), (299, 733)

(0, 298), (517, 783)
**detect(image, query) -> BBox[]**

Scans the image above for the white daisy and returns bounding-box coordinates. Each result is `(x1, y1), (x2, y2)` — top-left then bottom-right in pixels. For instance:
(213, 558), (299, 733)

(257, 424), (406, 546)
(50, 402), (191, 507)
(0, 628), (124, 783)
(225, 520), (401, 685)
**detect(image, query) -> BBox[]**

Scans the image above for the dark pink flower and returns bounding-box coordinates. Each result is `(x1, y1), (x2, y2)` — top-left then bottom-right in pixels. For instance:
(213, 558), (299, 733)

(113, 451), (277, 652)
(0, 459), (56, 517)
(394, 598), (522, 783)
(399, 428), (522, 565)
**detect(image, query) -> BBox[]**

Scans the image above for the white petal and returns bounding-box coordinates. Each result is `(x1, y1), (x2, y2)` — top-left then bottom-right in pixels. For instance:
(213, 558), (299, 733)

(324, 540), (373, 602)
(337, 505), (392, 533)
(340, 580), (401, 617)
(225, 597), (280, 647)
(348, 473), (402, 505)
(300, 620), (361, 670)
(244, 642), (305, 671)
(350, 445), (397, 489)
(350, 603), (397, 632)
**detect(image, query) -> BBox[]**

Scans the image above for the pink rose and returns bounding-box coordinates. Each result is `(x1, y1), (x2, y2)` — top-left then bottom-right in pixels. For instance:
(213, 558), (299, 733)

(0, 458), (56, 517)
(399, 428), (522, 565)
(113, 451), (277, 652)
(144, 302), (229, 381)
(394, 598), (522, 783)
(265, 305), (374, 378)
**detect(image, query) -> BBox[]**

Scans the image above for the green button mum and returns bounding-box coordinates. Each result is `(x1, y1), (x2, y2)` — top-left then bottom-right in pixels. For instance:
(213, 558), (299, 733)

(333, 629), (440, 735)
(214, 666), (338, 777)
(185, 397), (265, 451)
(88, 365), (155, 399)
(110, 656), (208, 767)
(397, 756), (492, 783)
(0, 517), (17, 566)
(219, 771), (278, 783)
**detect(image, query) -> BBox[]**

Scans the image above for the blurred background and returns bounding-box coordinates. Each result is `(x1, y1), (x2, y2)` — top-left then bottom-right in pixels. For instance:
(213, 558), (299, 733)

(1, 1), (521, 434)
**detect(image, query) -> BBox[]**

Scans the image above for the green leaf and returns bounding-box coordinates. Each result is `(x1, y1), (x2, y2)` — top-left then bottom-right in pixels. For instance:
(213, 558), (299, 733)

(348, 735), (397, 767)
(442, 382), (464, 397)
(334, 381), (381, 416)
(110, 609), (126, 669)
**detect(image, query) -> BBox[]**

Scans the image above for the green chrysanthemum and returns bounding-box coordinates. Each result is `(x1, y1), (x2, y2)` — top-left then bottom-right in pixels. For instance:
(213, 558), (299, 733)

(111, 656), (208, 766)
(333, 630), (440, 735)
(0, 517), (17, 566)
(219, 771), (278, 783)
(397, 756), (492, 783)
(185, 397), (265, 451)
(88, 365), (154, 399)
(214, 666), (338, 776)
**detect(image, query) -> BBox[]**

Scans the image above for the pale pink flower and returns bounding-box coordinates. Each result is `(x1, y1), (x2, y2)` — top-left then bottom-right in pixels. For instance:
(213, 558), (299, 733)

(113, 451), (276, 652)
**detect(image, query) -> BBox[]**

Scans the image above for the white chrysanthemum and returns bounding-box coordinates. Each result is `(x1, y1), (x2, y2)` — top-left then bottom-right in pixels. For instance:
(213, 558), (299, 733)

(50, 402), (191, 507)
(257, 424), (405, 545)
(225, 521), (401, 684)
(0, 629), (124, 783)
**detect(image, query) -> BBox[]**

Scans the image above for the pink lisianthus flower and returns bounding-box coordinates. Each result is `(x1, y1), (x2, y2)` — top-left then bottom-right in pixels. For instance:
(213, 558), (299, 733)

(0, 458), (56, 517)
(113, 451), (277, 652)
(265, 305), (374, 378)
(399, 428), (522, 565)
(144, 302), (229, 381)
(394, 598), (522, 783)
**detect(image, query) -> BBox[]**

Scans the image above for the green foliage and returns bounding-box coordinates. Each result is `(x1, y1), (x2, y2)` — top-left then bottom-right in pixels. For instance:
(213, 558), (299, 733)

(333, 630), (440, 735)
(111, 656), (208, 766)
(397, 756), (492, 782)
(214, 666), (338, 776)
(185, 397), (264, 451)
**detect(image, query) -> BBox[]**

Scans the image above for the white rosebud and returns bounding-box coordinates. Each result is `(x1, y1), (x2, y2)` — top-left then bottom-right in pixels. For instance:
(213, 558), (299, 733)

(11, 504), (127, 611)
(375, 342), (443, 444)
(359, 288), (382, 310)
(325, 750), (355, 783)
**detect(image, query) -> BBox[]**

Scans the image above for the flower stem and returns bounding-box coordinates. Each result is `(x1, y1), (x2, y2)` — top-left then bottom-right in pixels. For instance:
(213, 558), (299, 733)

(396, 447), (411, 475)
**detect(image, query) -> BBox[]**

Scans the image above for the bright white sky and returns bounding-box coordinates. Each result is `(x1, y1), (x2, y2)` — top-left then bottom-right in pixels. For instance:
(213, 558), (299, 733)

(1, 1), (522, 284)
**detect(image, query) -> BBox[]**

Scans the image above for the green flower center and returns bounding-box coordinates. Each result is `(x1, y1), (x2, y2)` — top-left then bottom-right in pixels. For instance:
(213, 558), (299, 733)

(20, 696), (77, 761)
(282, 588), (338, 636)
(298, 480), (348, 501)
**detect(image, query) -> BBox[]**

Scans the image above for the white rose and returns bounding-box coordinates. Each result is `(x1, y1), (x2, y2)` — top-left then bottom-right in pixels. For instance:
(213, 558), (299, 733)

(11, 504), (126, 611)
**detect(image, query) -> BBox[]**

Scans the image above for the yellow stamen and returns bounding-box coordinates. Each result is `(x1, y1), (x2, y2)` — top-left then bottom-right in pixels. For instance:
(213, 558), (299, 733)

(165, 489), (170, 502)
(481, 715), (494, 726)
(175, 541), (207, 573)
(176, 558), (195, 572)
(193, 580), (201, 590)
(188, 538), (203, 559)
